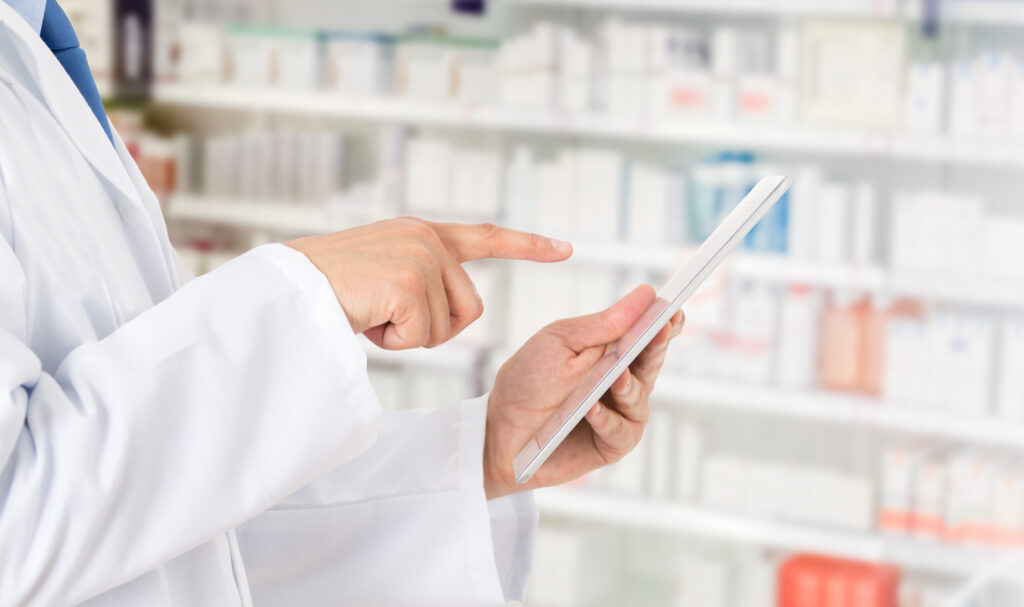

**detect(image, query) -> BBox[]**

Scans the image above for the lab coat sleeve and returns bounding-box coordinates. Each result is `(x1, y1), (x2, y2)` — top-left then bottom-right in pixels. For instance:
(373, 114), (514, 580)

(0, 242), (383, 606)
(236, 395), (539, 607)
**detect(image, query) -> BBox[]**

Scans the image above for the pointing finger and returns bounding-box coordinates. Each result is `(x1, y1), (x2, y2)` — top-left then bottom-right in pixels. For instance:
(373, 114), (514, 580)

(425, 221), (573, 263)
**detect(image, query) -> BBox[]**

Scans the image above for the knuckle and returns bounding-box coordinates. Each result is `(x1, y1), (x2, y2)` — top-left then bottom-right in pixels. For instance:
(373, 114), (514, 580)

(392, 217), (435, 240)
(477, 222), (501, 241)
(394, 265), (426, 292)
(406, 220), (436, 240)
(404, 240), (437, 264)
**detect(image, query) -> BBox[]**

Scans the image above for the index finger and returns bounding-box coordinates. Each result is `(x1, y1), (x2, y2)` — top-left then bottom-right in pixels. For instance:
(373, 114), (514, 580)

(424, 221), (574, 263)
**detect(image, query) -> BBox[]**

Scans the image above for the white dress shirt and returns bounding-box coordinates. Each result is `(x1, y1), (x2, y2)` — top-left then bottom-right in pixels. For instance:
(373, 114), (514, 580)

(2, 0), (44, 32)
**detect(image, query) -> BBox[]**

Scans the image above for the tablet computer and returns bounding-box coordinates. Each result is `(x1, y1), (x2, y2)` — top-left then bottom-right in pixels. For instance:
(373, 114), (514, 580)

(513, 175), (791, 484)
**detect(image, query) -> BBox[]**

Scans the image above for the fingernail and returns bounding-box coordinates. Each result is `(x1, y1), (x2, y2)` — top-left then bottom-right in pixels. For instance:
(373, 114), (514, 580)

(473, 284), (482, 302)
(615, 377), (631, 394)
(550, 238), (573, 253)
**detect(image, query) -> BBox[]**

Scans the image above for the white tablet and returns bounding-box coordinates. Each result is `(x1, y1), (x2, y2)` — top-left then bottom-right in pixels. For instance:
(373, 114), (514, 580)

(513, 175), (791, 484)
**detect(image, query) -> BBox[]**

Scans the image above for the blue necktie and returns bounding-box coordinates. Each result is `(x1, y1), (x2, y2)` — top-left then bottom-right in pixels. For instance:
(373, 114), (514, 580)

(39, 0), (113, 144)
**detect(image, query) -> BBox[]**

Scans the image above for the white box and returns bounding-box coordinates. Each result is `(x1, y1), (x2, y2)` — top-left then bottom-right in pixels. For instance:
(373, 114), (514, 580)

(675, 422), (704, 502)
(991, 465), (1024, 546)
(850, 182), (877, 265)
(537, 153), (576, 238)
(880, 444), (925, 535)
(735, 74), (785, 123)
(397, 39), (454, 102)
(912, 454), (948, 540)
(905, 62), (946, 134)
(647, 409), (674, 499)
(576, 148), (624, 242)
(451, 149), (502, 220)
(787, 167), (821, 260)
(974, 51), (1015, 135)
(226, 28), (273, 88)
(827, 473), (874, 532)
(627, 162), (672, 246)
(701, 456), (747, 511)
(776, 286), (823, 390)
(742, 461), (788, 519)
(950, 59), (978, 136)
(710, 27), (737, 121)
(177, 21), (225, 85)
(814, 183), (851, 264)
(675, 554), (730, 607)
(325, 34), (393, 97)
(558, 28), (593, 112)
(454, 44), (499, 106)
(274, 32), (322, 90)
(799, 21), (906, 128)
(404, 138), (452, 215)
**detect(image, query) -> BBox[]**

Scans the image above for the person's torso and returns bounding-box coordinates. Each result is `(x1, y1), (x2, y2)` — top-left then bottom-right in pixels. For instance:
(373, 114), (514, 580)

(0, 5), (250, 605)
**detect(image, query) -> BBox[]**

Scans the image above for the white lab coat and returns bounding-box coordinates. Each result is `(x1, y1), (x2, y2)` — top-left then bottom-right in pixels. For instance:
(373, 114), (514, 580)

(0, 4), (536, 606)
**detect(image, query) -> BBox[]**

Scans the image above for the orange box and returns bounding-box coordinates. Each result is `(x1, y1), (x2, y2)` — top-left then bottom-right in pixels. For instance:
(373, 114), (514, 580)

(779, 554), (900, 607)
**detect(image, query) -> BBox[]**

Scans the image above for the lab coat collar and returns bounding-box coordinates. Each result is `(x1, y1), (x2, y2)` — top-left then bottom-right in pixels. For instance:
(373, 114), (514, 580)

(0, 4), (141, 207)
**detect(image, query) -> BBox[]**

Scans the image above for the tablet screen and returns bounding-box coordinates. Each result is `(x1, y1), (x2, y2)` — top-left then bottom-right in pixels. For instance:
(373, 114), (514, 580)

(513, 175), (791, 484)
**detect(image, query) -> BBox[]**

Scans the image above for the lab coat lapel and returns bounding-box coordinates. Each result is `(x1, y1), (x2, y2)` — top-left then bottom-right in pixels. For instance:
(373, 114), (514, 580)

(0, 4), (141, 207)
(110, 129), (182, 292)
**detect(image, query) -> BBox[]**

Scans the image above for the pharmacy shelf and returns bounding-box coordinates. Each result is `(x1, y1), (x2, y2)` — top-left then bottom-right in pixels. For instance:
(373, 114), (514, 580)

(152, 84), (1024, 169)
(535, 488), (1012, 576)
(166, 195), (382, 234)
(572, 242), (888, 289)
(574, 243), (1024, 309)
(508, 0), (902, 18)
(168, 196), (1024, 309)
(654, 376), (1024, 450)
(511, 0), (1024, 27)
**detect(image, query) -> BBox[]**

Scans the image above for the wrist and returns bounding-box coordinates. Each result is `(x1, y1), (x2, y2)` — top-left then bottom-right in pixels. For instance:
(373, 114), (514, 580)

(483, 399), (524, 501)
(483, 416), (509, 500)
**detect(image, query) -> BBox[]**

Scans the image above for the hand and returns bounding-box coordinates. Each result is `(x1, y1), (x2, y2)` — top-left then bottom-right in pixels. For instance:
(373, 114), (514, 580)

(483, 286), (685, 500)
(287, 218), (572, 350)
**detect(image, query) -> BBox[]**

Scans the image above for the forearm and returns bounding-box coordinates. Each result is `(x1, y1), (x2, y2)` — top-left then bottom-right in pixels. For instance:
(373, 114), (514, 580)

(0, 245), (381, 605)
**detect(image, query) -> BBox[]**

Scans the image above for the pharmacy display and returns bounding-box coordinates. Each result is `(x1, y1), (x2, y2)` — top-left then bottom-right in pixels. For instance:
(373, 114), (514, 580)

(154, 13), (1024, 145)
(126, 1), (1024, 604)
(515, 176), (790, 483)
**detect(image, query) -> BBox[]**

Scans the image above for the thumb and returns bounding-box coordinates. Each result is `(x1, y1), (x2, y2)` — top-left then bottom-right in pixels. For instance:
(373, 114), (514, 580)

(552, 285), (658, 353)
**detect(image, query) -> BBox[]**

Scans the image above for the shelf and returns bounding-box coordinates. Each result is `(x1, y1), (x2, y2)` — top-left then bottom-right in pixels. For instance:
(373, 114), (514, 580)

(536, 488), (1012, 576)
(168, 196), (1024, 310)
(153, 84), (1024, 168)
(508, 0), (902, 18)
(654, 376), (1024, 450)
(511, 0), (1024, 27)
(166, 195), (382, 234)
(571, 244), (1024, 309)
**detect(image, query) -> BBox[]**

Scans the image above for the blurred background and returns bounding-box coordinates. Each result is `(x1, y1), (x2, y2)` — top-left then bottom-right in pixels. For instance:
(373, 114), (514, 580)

(77, 0), (1024, 604)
